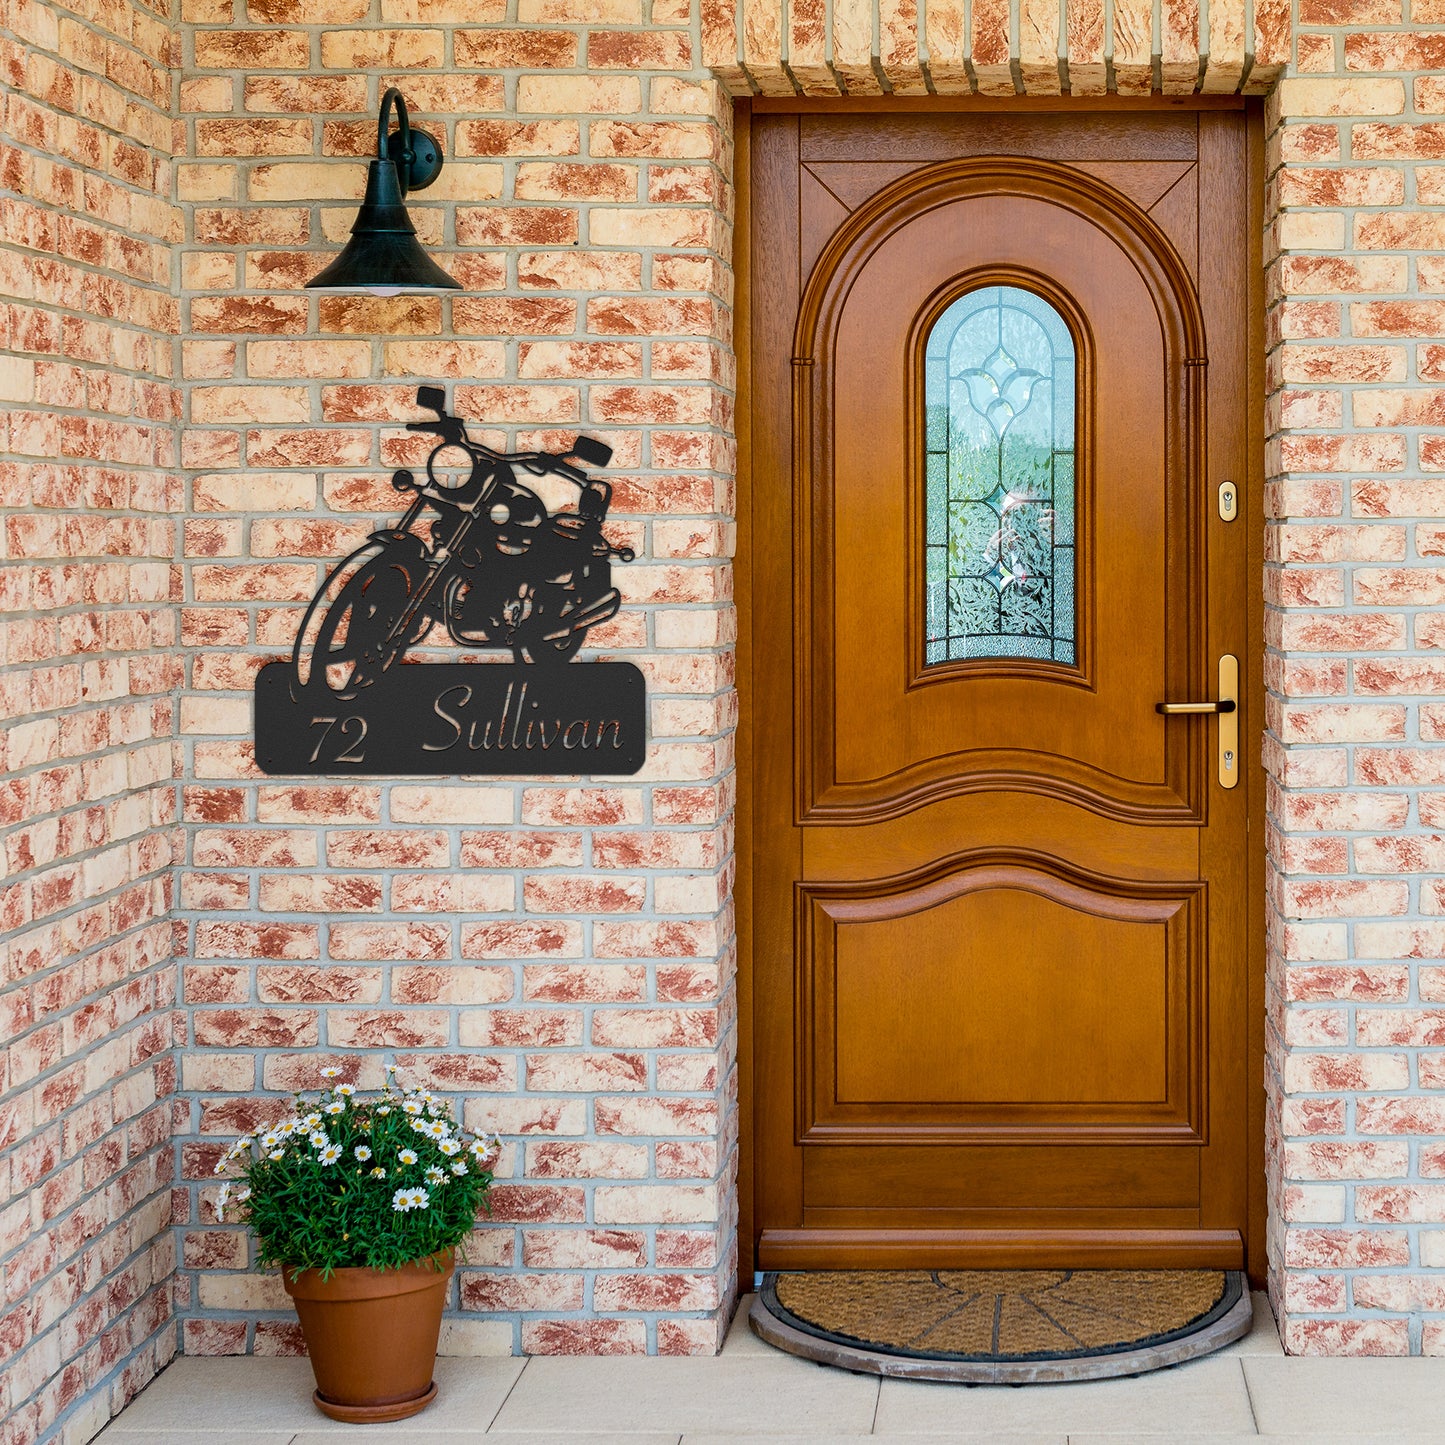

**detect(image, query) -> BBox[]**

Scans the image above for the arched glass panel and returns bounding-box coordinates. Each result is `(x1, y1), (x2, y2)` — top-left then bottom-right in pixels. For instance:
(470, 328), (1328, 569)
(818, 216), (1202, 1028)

(924, 285), (1077, 666)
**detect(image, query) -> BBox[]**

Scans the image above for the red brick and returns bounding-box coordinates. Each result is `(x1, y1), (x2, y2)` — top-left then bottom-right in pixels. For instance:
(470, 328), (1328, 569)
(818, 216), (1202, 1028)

(485, 1185), (586, 1225)
(461, 921), (584, 960)
(523, 1147), (647, 1184)
(193, 1010), (318, 1047)
(462, 1273), (583, 1312)
(461, 831), (584, 868)
(518, 1225), (648, 1271)
(455, 28), (577, 67)
(521, 1319), (646, 1354)
(393, 1053), (514, 1090)
(591, 1008), (717, 1048)
(194, 922), (318, 960)
(329, 922), (449, 961)
(454, 209), (579, 248)
(1356, 568), (1445, 605)
(392, 964), (513, 1004)
(523, 876), (646, 913)
(454, 120), (579, 157)
(588, 30), (693, 68)
(1284, 1229), (1411, 1268)
(593, 1274), (717, 1312)
(460, 1009), (582, 1047)
(325, 831), (449, 869)
(526, 1053), (647, 1092)
(1346, 31), (1445, 69)
(522, 964), (648, 1002)
(256, 965), (382, 1004)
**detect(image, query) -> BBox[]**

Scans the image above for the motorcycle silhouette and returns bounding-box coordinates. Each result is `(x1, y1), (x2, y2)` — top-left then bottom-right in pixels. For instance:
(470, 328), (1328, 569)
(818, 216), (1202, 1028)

(291, 385), (633, 699)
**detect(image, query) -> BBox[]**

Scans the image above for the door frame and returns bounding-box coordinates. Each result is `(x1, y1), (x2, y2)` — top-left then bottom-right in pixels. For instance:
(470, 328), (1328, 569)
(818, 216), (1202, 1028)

(734, 95), (1268, 1286)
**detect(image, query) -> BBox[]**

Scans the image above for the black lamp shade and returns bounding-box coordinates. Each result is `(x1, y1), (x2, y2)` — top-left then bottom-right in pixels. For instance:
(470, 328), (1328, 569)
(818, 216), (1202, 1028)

(307, 158), (459, 295)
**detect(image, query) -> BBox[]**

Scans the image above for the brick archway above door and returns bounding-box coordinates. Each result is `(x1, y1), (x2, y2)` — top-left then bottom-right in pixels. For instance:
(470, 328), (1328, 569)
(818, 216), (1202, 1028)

(702, 0), (1289, 98)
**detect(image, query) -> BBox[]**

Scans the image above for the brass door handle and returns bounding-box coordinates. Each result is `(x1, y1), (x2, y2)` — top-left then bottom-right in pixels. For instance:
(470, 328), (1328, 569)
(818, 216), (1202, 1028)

(1155, 699), (1236, 714)
(1155, 655), (1239, 789)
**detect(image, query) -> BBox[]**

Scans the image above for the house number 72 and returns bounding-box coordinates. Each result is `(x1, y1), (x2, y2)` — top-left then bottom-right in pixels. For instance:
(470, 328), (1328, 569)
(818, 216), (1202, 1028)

(308, 715), (368, 765)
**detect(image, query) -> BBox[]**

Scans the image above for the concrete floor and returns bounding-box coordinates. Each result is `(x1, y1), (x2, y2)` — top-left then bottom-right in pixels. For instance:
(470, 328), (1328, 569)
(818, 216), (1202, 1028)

(96, 1293), (1445, 1442)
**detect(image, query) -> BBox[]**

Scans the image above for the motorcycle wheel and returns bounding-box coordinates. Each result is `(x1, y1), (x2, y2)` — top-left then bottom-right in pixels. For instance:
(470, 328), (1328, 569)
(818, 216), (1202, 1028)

(291, 543), (431, 698)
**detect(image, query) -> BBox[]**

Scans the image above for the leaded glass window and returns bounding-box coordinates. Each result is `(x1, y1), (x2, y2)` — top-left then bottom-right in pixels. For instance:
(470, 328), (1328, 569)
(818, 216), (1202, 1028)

(924, 285), (1077, 666)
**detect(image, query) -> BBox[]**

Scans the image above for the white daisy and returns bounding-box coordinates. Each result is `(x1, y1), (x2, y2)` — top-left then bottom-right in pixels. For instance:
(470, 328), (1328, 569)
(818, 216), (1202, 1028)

(370, 1166), (387, 1179)
(319, 1144), (342, 1165)
(309, 1131), (329, 1149)
(302, 1113), (322, 1130)
(392, 1187), (429, 1212)
(324, 1100), (344, 1116)
(425, 1166), (445, 1185)
(354, 1145), (372, 1162)
(450, 1161), (468, 1176)
(335, 1083), (356, 1097)
(402, 1100), (424, 1116)
(268, 1149), (284, 1161)
(398, 1148), (418, 1166)
(321, 1066), (341, 1079)
(376, 1105), (392, 1116)
(438, 1138), (461, 1156)
(424, 1120), (448, 1140)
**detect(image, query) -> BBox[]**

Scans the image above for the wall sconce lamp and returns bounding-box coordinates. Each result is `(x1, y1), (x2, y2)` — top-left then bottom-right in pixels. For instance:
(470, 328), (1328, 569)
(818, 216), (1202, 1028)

(306, 87), (460, 296)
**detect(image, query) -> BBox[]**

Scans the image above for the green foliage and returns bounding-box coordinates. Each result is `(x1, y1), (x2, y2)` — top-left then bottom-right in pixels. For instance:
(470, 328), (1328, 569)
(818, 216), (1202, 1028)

(213, 1068), (500, 1277)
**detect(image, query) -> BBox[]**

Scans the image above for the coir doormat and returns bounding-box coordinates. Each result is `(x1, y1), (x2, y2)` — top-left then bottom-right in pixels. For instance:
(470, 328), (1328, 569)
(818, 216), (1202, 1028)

(750, 1269), (1251, 1383)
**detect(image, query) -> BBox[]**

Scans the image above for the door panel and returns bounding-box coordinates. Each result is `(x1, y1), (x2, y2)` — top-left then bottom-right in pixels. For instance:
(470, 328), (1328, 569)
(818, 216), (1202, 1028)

(808, 865), (1194, 1118)
(833, 889), (1171, 1106)
(807, 175), (1195, 825)
(750, 109), (1256, 1271)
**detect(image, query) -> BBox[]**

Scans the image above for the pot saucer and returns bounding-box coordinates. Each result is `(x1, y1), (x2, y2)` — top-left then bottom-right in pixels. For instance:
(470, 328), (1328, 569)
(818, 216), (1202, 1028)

(312, 1380), (437, 1423)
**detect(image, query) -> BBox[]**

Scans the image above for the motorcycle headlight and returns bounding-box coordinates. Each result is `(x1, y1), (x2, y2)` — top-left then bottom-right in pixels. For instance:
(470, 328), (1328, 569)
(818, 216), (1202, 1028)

(428, 444), (474, 492)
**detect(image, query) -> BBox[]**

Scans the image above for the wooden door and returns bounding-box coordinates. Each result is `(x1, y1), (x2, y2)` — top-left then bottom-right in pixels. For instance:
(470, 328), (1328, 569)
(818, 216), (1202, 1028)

(747, 108), (1260, 1272)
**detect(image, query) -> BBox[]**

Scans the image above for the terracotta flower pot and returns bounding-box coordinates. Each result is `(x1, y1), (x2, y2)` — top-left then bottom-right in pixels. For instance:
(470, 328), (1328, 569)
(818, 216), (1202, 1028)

(282, 1250), (453, 1423)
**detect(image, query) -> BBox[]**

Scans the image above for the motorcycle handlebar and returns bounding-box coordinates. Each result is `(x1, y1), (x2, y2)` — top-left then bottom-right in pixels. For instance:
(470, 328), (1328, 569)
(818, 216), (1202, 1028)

(424, 435), (594, 488)
(406, 418), (465, 442)
(407, 398), (605, 488)
(517, 452), (591, 486)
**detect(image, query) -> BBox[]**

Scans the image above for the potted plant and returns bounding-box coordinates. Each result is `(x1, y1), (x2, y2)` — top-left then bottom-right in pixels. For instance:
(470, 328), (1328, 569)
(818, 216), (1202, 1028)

(214, 1066), (500, 1423)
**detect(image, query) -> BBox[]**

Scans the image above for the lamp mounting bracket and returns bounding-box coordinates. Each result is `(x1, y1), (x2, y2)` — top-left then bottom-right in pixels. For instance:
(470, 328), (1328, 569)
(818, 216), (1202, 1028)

(386, 126), (442, 194)
(378, 86), (443, 196)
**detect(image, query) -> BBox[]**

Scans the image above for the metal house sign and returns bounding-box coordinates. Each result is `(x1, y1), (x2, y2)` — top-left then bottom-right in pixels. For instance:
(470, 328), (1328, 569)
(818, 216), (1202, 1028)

(253, 386), (646, 776)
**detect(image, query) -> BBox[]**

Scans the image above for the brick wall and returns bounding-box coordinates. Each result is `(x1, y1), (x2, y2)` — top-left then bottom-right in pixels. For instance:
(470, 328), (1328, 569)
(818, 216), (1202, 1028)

(18, 2), (1445, 1436)
(171, 1), (740, 1360)
(1265, 7), (1445, 1357)
(0, 0), (183, 1439)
